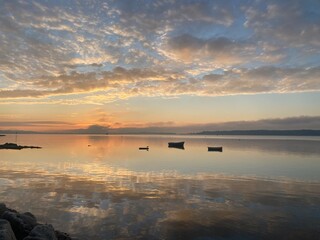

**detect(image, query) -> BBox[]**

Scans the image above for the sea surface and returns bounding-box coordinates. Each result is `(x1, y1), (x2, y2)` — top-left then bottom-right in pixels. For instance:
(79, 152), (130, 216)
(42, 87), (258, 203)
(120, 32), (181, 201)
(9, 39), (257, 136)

(0, 134), (320, 239)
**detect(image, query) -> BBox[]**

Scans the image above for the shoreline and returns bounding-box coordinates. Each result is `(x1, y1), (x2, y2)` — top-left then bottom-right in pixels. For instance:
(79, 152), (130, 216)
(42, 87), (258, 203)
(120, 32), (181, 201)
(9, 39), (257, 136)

(0, 203), (73, 240)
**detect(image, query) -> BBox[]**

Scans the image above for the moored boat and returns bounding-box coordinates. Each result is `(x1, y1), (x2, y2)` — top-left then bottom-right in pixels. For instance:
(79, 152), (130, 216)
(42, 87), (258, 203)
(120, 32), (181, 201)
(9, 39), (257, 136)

(139, 146), (149, 151)
(0, 143), (23, 150)
(208, 146), (223, 152)
(168, 141), (184, 149)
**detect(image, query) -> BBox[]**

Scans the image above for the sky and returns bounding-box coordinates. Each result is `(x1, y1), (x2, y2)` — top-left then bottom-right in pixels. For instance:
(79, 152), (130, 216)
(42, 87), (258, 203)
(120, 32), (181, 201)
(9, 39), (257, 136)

(0, 0), (320, 132)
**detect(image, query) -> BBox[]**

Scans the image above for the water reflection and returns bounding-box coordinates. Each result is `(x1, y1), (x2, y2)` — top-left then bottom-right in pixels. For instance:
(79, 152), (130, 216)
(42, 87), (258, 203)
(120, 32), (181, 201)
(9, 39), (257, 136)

(1, 169), (319, 239)
(85, 134), (320, 157)
(0, 134), (320, 239)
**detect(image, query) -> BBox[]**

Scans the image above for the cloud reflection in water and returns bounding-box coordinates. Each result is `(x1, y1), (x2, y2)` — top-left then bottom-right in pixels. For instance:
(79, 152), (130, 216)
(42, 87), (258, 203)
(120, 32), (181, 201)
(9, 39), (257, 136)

(1, 134), (320, 239)
(0, 168), (319, 240)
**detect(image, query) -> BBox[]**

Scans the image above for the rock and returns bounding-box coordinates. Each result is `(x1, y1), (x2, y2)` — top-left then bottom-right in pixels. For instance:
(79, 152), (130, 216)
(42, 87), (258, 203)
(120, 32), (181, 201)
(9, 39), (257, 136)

(0, 204), (17, 217)
(0, 219), (17, 240)
(19, 214), (37, 229)
(54, 231), (72, 240)
(1, 211), (37, 240)
(21, 214), (35, 222)
(0, 205), (72, 240)
(0, 203), (8, 217)
(23, 225), (57, 240)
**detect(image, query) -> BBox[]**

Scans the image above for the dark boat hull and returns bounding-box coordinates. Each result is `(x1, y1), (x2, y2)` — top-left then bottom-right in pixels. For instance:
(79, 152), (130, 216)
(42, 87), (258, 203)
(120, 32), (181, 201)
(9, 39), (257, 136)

(0, 143), (23, 150)
(139, 147), (149, 151)
(168, 142), (185, 149)
(208, 147), (223, 152)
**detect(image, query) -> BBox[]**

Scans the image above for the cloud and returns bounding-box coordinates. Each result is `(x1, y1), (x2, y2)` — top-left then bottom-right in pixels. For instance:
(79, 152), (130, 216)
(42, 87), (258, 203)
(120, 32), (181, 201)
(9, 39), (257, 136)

(108, 116), (320, 133)
(0, 0), (122, 82)
(163, 34), (287, 67)
(0, 0), (319, 105)
(0, 0), (237, 84)
(244, 1), (320, 48)
(0, 66), (183, 99)
(115, 0), (234, 33)
(0, 121), (72, 127)
(202, 66), (320, 95)
(1, 116), (320, 133)
(0, 65), (319, 103)
(162, 1), (234, 26)
(0, 1), (72, 79)
(67, 116), (320, 133)
(0, 120), (76, 132)
(165, 34), (256, 65)
(194, 116), (320, 131)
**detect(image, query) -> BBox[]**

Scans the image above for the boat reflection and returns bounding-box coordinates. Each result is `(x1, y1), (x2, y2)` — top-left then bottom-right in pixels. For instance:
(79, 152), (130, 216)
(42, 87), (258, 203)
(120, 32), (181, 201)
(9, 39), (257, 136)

(168, 145), (185, 150)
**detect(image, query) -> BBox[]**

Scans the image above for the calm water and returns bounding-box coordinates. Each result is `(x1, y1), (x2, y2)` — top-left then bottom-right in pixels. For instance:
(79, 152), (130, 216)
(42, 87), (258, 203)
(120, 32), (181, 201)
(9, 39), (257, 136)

(0, 134), (320, 239)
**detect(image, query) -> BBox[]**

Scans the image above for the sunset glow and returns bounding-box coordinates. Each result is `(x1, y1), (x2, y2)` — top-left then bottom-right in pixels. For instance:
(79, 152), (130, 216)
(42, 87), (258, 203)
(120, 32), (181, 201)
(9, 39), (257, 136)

(1, 0), (320, 132)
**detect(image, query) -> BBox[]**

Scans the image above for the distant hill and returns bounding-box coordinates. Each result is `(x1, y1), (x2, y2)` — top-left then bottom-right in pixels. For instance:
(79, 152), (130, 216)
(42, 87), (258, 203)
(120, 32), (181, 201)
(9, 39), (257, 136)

(2, 128), (320, 136)
(0, 130), (38, 134)
(194, 130), (320, 136)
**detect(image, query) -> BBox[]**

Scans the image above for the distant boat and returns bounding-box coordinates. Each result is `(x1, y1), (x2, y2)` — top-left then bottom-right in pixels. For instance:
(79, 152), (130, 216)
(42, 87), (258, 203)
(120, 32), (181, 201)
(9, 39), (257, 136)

(0, 134), (5, 137)
(0, 143), (23, 150)
(139, 146), (149, 151)
(208, 146), (223, 152)
(168, 141), (185, 149)
(0, 142), (41, 150)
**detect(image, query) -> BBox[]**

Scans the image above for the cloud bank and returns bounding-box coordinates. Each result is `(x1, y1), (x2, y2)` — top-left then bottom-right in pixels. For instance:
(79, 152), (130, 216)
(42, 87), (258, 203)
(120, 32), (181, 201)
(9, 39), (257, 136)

(0, 0), (319, 104)
(1, 116), (319, 133)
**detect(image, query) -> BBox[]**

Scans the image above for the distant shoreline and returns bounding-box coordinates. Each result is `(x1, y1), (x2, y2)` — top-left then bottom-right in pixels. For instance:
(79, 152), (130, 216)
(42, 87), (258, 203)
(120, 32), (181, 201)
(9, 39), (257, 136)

(1, 129), (320, 136)
(193, 130), (320, 136)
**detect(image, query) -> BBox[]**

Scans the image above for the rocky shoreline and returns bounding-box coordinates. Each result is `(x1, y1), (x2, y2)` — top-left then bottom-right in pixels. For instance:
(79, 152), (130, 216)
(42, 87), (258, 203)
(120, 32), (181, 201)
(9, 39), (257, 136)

(0, 143), (42, 150)
(0, 203), (72, 240)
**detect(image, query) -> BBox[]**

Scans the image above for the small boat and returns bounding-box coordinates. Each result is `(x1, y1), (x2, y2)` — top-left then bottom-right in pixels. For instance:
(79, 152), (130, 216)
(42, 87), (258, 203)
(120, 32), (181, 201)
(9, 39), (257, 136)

(168, 141), (185, 149)
(208, 146), (223, 152)
(139, 146), (149, 151)
(0, 143), (23, 150)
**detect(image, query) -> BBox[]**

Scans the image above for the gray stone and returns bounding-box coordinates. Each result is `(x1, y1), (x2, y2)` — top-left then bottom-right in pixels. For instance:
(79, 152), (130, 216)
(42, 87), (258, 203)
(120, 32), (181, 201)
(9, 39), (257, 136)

(0, 219), (17, 240)
(54, 231), (72, 240)
(1, 211), (37, 240)
(0, 204), (17, 218)
(19, 214), (37, 229)
(23, 225), (57, 240)
(0, 203), (8, 217)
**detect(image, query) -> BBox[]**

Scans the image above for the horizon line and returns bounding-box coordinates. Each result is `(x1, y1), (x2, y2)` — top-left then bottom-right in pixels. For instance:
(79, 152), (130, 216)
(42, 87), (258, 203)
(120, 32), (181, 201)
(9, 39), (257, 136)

(1, 129), (320, 137)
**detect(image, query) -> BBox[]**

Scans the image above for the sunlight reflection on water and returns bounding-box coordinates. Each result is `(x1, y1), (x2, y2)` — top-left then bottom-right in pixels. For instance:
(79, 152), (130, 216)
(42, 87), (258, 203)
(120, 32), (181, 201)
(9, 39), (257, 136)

(0, 134), (320, 239)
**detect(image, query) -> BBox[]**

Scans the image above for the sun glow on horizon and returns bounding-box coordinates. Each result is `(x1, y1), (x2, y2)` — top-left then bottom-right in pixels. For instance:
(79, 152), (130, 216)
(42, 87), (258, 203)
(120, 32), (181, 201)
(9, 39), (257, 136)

(0, 1), (320, 132)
